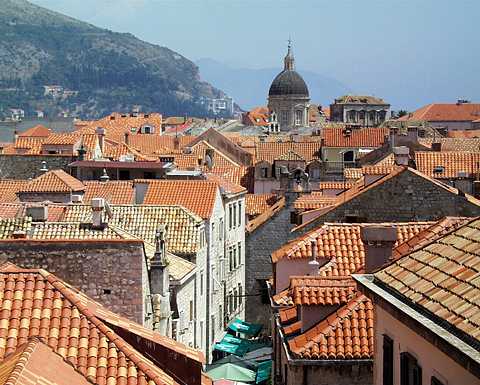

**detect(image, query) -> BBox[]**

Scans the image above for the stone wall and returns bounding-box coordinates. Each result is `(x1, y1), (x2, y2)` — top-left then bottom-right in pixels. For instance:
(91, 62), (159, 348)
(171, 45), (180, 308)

(0, 240), (149, 325)
(300, 169), (480, 234)
(245, 194), (297, 328)
(285, 362), (373, 385)
(0, 154), (73, 179)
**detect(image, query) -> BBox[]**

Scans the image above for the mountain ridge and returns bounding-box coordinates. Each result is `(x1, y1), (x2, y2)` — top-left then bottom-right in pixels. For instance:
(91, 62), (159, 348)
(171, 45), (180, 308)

(0, 0), (226, 119)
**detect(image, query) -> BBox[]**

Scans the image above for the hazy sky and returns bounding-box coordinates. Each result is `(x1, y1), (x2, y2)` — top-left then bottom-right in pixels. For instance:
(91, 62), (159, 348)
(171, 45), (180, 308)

(31, 0), (480, 109)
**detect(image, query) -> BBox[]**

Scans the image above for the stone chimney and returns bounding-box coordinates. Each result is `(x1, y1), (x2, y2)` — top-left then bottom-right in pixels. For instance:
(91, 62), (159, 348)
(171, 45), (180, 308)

(308, 239), (319, 275)
(393, 146), (410, 166)
(360, 225), (398, 273)
(91, 197), (106, 229)
(96, 127), (105, 153)
(150, 225), (171, 335)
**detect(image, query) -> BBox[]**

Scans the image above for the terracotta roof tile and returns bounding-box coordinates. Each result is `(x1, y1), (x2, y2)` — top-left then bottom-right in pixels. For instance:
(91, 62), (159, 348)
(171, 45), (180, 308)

(322, 127), (389, 148)
(0, 180), (28, 203)
(83, 181), (134, 205)
(61, 205), (202, 256)
(415, 151), (480, 178)
(0, 338), (92, 385)
(398, 103), (480, 122)
(272, 222), (434, 277)
(141, 180), (218, 219)
(18, 170), (85, 193)
(418, 138), (480, 152)
(288, 294), (374, 360)
(18, 125), (52, 138)
(290, 276), (357, 306)
(204, 173), (246, 195)
(317, 181), (353, 190)
(343, 168), (363, 180)
(245, 194), (280, 217)
(0, 264), (181, 385)
(42, 132), (81, 146)
(376, 217), (480, 346)
(293, 193), (338, 210)
(255, 142), (321, 164)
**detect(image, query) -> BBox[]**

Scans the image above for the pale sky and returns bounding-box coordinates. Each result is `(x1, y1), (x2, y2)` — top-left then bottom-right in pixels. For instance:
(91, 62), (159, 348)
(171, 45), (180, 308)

(31, 0), (480, 110)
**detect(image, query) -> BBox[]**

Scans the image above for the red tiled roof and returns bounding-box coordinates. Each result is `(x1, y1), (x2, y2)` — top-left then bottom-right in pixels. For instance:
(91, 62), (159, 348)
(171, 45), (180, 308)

(293, 193), (338, 211)
(255, 142), (321, 164)
(83, 181), (134, 204)
(375, 217), (480, 344)
(290, 276), (356, 306)
(317, 181), (353, 190)
(272, 222), (434, 277)
(447, 129), (480, 138)
(18, 125), (52, 138)
(322, 127), (389, 148)
(0, 180), (28, 203)
(418, 137), (480, 152)
(415, 151), (480, 179)
(398, 103), (480, 122)
(288, 294), (374, 360)
(18, 170), (85, 193)
(0, 263), (189, 385)
(141, 180), (218, 219)
(245, 194), (280, 217)
(204, 173), (246, 195)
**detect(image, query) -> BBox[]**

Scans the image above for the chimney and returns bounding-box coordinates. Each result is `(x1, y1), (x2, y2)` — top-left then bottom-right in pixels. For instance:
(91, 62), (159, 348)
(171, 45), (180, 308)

(96, 127), (105, 153)
(393, 146), (409, 166)
(360, 225), (398, 273)
(26, 205), (48, 222)
(91, 197), (106, 229)
(124, 132), (129, 146)
(432, 142), (442, 152)
(308, 239), (319, 275)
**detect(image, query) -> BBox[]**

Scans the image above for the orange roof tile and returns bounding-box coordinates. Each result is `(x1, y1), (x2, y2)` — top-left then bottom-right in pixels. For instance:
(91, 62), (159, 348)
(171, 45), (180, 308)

(375, 217), (480, 344)
(0, 263), (185, 385)
(288, 294), (374, 360)
(0, 338), (92, 385)
(245, 194), (280, 217)
(293, 193), (338, 210)
(289, 276), (357, 306)
(398, 103), (480, 122)
(141, 180), (218, 219)
(317, 181), (353, 190)
(447, 129), (480, 138)
(255, 142), (321, 164)
(83, 181), (134, 204)
(42, 132), (81, 146)
(322, 127), (389, 148)
(0, 180), (28, 203)
(18, 125), (52, 138)
(204, 173), (246, 195)
(415, 151), (480, 179)
(272, 222), (434, 277)
(343, 168), (363, 180)
(418, 137), (480, 152)
(18, 170), (85, 193)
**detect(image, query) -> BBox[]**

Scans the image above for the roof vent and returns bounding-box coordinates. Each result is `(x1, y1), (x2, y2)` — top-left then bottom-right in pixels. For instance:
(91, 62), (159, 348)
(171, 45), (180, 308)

(433, 165), (445, 174)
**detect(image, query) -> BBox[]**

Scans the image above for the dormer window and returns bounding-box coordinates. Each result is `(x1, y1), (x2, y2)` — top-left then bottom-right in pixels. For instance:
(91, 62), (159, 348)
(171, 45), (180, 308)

(141, 125), (154, 134)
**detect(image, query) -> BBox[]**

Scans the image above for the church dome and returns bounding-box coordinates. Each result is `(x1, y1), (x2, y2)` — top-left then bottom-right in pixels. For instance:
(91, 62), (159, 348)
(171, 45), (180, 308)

(268, 70), (309, 97)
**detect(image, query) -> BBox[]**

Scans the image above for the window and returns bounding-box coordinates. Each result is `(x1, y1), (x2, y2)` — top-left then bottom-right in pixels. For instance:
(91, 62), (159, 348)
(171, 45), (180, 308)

(229, 205), (233, 229)
(238, 202), (242, 227)
(233, 246), (237, 269)
(310, 167), (320, 179)
(228, 292), (233, 314)
(383, 335), (394, 385)
(295, 110), (302, 125)
(233, 289), (238, 310)
(141, 125), (154, 134)
(281, 110), (288, 125)
(237, 242), (242, 265)
(238, 284), (243, 305)
(199, 321), (204, 349)
(261, 167), (268, 178)
(218, 305), (222, 329)
(400, 352), (422, 385)
(233, 203), (237, 228)
(189, 301), (194, 322)
(211, 222), (215, 240)
(229, 247), (233, 271)
(200, 271), (204, 296)
(143, 171), (155, 179)
(219, 219), (223, 241)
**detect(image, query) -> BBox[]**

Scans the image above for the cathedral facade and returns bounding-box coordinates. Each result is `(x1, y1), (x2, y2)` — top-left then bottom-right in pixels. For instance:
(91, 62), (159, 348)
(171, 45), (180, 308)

(267, 42), (310, 131)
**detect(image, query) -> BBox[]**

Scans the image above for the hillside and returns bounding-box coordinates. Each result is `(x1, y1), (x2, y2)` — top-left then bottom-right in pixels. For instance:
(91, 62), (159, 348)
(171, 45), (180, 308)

(196, 58), (351, 110)
(0, 0), (226, 119)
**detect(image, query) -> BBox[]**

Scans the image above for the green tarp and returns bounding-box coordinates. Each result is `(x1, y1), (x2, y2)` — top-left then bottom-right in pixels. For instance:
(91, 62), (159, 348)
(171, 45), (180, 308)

(255, 361), (272, 383)
(221, 334), (268, 353)
(227, 318), (263, 337)
(206, 363), (256, 382)
(213, 341), (249, 357)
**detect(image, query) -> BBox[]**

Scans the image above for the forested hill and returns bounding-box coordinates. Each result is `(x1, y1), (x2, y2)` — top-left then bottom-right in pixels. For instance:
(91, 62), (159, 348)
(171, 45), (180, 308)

(0, 0), (225, 119)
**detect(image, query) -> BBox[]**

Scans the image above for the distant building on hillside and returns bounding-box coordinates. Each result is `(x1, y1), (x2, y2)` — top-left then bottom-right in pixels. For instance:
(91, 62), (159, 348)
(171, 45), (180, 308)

(199, 96), (234, 117)
(330, 95), (390, 127)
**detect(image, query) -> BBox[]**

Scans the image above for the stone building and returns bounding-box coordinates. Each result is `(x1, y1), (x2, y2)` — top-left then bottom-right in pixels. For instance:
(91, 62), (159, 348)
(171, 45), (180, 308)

(330, 95), (390, 127)
(268, 42), (310, 131)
